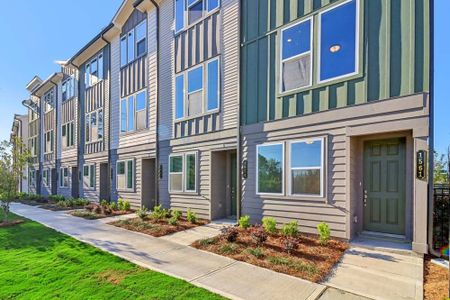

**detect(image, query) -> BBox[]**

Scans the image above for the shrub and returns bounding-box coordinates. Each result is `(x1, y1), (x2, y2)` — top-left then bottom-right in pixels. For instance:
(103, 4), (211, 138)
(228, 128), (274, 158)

(118, 199), (131, 211)
(238, 215), (251, 229)
(317, 222), (331, 246)
(151, 205), (168, 221)
(100, 199), (109, 207)
(109, 202), (118, 211)
(171, 209), (182, 220)
(221, 226), (239, 242)
(282, 221), (299, 237)
(17, 192), (28, 200)
(283, 237), (298, 254)
(136, 207), (149, 220)
(246, 247), (264, 259)
(250, 225), (267, 246)
(49, 195), (65, 203)
(262, 217), (277, 234)
(186, 208), (197, 224)
(74, 198), (89, 206)
(219, 243), (238, 254)
(198, 237), (217, 247)
(168, 216), (178, 225)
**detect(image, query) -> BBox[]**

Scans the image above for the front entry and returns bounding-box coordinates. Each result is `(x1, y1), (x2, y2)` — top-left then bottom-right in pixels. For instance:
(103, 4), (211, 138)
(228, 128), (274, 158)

(363, 138), (406, 235)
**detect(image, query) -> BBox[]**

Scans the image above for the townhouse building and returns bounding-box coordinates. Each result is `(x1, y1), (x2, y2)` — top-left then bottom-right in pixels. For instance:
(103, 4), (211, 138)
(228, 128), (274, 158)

(239, 0), (430, 253)
(10, 114), (29, 194)
(12, 0), (432, 254)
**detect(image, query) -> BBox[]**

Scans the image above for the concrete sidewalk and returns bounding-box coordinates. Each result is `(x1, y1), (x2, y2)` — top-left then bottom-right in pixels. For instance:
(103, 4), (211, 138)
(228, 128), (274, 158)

(10, 203), (325, 300)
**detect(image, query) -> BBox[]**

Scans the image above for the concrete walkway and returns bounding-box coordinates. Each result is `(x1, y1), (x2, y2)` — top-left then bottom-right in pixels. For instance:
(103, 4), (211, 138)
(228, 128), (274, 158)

(324, 244), (424, 300)
(10, 203), (325, 300)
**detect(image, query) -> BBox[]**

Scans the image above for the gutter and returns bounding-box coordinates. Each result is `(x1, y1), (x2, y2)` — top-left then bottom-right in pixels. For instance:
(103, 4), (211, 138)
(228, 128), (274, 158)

(427, 0), (440, 257)
(50, 78), (59, 195)
(236, 0), (242, 220)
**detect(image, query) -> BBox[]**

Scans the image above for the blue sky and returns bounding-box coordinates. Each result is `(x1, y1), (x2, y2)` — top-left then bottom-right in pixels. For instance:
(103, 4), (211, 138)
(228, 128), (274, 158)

(0, 1), (448, 156)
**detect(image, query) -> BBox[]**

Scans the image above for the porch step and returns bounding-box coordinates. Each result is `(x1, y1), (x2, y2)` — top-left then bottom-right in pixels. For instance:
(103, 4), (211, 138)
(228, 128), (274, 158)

(352, 233), (415, 257)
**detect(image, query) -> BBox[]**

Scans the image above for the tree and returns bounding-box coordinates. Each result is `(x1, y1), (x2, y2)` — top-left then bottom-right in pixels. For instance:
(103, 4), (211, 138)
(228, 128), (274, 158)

(434, 151), (449, 184)
(0, 137), (30, 224)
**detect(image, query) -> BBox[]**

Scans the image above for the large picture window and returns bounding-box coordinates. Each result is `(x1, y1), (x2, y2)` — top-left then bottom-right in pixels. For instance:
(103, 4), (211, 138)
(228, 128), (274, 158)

(257, 143), (284, 194)
(175, 58), (220, 120)
(120, 90), (147, 133)
(280, 18), (312, 93)
(121, 19), (147, 67)
(289, 139), (324, 196)
(319, 0), (358, 83)
(169, 152), (198, 193)
(116, 160), (134, 190)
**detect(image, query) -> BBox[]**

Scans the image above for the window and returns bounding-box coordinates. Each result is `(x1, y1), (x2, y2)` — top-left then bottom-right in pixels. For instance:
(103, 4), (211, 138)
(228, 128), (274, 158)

(85, 115), (90, 142)
(169, 152), (198, 193)
(43, 90), (55, 112)
(86, 109), (103, 142)
(289, 139), (324, 196)
(257, 143), (284, 194)
(176, 0), (220, 32)
(319, 0), (358, 83)
(175, 58), (220, 119)
(187, 66), (203, 116)
(62, 122), (75, 148)
(29, 170), (36, 186)
(85, 53), (104, 88)
(43, 169), (51, 187)
(175, 74), (184, 119)
(116, 160), (134, 190)
(83, 164), (95, 189)
(44, 131), (54, 153)
(62, 76), (75, 101)
(60, 167), (69, 188)
(280, 18), (312, 93)
(169, 155), (183, 192)
(121, 20), (148, 67)
(98, 110), (104, 139)
(120, 89), (148, 133)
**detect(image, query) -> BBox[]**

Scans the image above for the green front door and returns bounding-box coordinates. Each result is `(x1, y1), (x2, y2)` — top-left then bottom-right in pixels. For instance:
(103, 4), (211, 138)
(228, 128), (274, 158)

(363, 138), (406, 235)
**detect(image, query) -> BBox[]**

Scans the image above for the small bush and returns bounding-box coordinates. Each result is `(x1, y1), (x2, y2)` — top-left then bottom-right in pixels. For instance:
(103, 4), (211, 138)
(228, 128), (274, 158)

(250, 225), (267, 246)
(219, 243), (238, 254)
(100, 199), (109, 207)
(136, 207), (149, 220)
(74, 198), (89, 206)
(171, 209), (182, 220)
(221, 226), (239, 242)
(246, 247), (264, 259)
(49, 195), (65, 203)
(118, 199), (131, 211)
(17, 192), (28, 200)
(186, 208), (197, 224)
(198, 237), (217, 247)
(317, 222), (331, 246)
(109, 202), (118, 211)
(151, 205), (168, 221)
(282, 221), (299, 237)
(238, 215), (251, 229)
(168, 216), (178, 225)
(262, 217), (277, 234)
(283, 237), (299, 254)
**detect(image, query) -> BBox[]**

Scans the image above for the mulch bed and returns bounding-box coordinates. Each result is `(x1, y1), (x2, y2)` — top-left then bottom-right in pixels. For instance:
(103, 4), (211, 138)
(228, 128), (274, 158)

(39, 204), (85, 211)
(0, 220), (25, 227)
(424, 256), (449, 300)
(110, 217), (208, 237)
(192, 228), (348, 283)
(70, 210), (131, 220)
(14, 200), (47, 206)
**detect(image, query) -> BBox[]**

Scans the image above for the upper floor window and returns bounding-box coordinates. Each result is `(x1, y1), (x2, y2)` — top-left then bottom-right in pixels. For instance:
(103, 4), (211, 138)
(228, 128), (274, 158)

(318, 0), (358, 83)
(280, 18), (312, 93)
(121, 19), (147, 67)
(175, 0), (220, 33)
(43, 90), (55, 112)
(62, 121), (75, 149)
(44, 130), (54, 153)
(85, 53), (104, 88)
(62, 76), (75, 101)
(120, 89), (147, 133)
(85, 109), (103, 143)
(175, 58), (220, 120)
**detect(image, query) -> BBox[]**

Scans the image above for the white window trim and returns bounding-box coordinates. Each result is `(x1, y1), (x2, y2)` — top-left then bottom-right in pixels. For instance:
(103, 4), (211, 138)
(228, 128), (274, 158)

(62, 121), (75, 149)
(60, 167), (70, 188)
(174, 57), (221, 121)
(83, 164), (96, 190)
(85, 52), (104, 88)
(184, 151), (198, 193)
(279, 17), (314, 95)
(62, 75), (75, 102)
(177, 0), (220, 34)
(169, 154), (184, 193)
(317, 0), (360, 84)
(287, 137), (325, 198)
(120, 89), (148, 134)
(206, 0), (220, 13)
(116, 159), (135, 191)
(86, 108), (103, 143)
(44, 130), (54, 154)
(175, 0), (186, 34)
(121, 19), (148, 67)
(256, 142), (285, 196)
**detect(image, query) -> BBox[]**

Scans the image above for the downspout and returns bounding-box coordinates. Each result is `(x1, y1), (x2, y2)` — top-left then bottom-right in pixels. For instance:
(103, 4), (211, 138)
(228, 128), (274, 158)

(236, 0), (242, 220)
(50, 78), (59, 195)
(427, 0), (439, 257)
(149, 0), (160, 207)
(101, 33), (112, 201)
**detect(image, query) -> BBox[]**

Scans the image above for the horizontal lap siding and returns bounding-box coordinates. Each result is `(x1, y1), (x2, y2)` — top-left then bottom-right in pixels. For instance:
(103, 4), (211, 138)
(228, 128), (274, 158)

(61, 97), (78, 162)
(240, 0), (430, 125)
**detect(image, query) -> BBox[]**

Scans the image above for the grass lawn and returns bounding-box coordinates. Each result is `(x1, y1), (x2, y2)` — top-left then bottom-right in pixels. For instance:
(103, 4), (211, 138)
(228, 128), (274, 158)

(0, 212), (225, 300)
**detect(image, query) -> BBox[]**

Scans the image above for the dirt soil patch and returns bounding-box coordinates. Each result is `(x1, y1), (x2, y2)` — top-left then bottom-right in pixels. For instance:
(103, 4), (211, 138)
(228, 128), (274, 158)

(192, 228), (348, 283)
(71, 210), (131, 220)
(424, 256), (449, 300)
(110, 217), (208, 237)
(97, 269), (135, 285)
(0, 220), (25, 227)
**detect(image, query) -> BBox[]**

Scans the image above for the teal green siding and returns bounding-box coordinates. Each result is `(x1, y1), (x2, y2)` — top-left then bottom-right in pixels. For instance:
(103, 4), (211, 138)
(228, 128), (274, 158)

(240, 0), (430, 125)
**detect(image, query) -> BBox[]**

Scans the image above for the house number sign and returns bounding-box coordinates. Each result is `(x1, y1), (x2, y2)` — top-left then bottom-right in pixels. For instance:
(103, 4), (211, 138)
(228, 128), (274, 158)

(416, 150), (427, 180)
